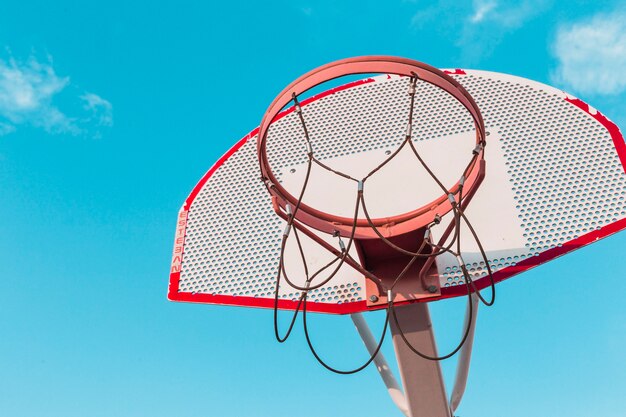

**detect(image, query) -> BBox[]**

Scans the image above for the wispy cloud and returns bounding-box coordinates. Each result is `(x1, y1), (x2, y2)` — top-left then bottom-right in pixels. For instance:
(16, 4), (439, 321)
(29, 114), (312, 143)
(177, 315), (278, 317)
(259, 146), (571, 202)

(410, 0), (552, 63)
(459, 0), (552, 61)
(81, 93), (113, 127)
(470, 0), (497, 23)
(551, 10), (626, 96)
(0, 53), (112, 137)
(468, 0), (548, 29)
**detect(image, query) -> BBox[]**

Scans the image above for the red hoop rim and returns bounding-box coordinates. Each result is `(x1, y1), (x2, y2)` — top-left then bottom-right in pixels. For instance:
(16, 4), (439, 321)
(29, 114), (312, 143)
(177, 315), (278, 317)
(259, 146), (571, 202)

(257, 56), (486, 239)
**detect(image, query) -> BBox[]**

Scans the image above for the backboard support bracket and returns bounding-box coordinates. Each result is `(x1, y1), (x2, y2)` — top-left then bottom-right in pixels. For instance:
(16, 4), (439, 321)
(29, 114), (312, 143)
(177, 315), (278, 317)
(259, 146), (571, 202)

(360, 228), (442, 307)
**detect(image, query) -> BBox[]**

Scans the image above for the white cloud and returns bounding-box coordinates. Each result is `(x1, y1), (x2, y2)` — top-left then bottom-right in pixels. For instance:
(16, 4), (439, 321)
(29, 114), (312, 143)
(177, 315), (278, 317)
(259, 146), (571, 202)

(0, 54), (112, 136)
(470, 0), (548, 28)
(470, 0), (497, 23)
(460, 0), (551, 62)
(552, 11), (626, 96)
(410, 0), (552, 63)
(81, 93), (113, 127)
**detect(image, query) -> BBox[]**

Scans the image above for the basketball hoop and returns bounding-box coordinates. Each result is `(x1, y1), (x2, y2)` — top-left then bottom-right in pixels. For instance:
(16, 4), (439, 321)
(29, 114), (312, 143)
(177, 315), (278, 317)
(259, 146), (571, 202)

(258, 56), (487, 240)
(256, 56), (496, 378)
(257, 56), (493, 307)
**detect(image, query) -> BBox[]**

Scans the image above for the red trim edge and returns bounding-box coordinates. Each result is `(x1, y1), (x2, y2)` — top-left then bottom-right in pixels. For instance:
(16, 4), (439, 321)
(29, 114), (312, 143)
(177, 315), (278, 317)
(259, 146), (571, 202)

(169, 274), (367, 314)
(444, 69), (467, 75)
(564, 97), (626, 174)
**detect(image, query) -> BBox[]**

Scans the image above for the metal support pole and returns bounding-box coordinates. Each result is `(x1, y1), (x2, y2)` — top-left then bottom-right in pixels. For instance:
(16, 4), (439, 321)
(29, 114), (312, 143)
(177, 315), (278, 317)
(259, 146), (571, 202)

(390, 303), (451, 417)
(449, 294), (479, 413)
(351, 313), (409, 417)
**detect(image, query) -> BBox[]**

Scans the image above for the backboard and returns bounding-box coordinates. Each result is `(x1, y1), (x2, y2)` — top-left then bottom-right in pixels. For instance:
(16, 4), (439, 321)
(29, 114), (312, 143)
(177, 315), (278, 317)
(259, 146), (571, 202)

(168, 68), (626, 314)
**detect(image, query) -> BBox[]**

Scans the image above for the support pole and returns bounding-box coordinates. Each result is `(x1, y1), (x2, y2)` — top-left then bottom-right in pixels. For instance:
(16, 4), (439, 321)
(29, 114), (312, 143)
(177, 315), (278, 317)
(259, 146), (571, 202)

(351, 313), (409, 417)
(390, 303), (450, 417)
(449, 294), (479, 413)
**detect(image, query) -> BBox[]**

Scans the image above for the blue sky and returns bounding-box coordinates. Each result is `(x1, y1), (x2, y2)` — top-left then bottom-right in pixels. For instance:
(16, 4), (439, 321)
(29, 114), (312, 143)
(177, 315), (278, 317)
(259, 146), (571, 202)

(1, 1), (625, 416)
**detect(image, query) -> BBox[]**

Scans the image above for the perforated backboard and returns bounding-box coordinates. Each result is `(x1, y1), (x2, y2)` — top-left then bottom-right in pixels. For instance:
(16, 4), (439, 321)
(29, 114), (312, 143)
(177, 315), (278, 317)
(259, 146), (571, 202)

(168, 69), (626, 314)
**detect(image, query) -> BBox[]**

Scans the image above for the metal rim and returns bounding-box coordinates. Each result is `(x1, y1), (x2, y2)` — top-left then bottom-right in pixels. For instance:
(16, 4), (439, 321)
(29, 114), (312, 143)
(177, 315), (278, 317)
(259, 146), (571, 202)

(257, 56), (486, 238)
